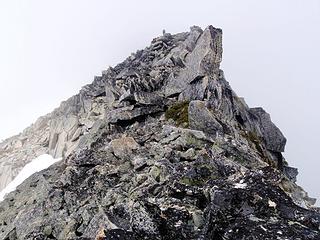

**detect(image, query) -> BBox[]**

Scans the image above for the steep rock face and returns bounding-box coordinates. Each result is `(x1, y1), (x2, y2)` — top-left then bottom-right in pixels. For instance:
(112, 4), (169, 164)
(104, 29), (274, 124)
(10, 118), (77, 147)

(0, 26), (319, 239)
(0, 67), (108, 191)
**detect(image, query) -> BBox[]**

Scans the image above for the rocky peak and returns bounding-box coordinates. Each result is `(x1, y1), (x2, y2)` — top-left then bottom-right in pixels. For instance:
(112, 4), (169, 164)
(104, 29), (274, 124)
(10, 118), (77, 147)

(0, 25), (319, 239)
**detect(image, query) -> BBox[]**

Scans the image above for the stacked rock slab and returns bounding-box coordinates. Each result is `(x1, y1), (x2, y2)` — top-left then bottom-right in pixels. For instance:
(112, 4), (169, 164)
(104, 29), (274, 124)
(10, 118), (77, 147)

(0, 70), (108, 191)
(0, 26), (319, 239)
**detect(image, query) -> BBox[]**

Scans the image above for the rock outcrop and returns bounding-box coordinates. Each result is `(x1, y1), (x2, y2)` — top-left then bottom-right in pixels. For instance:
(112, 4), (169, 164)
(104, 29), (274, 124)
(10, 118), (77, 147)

(0, 25), (319, 239)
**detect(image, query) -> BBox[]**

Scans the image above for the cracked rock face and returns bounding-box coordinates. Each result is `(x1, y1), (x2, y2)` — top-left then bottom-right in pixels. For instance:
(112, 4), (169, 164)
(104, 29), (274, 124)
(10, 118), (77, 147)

(0, 25), (319, 239)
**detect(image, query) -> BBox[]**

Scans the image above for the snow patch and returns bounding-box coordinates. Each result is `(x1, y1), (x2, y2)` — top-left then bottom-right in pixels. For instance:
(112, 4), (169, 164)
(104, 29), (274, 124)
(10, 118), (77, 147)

(268, 199), (277, 208)
(234, 182), (247, 189)
(0, 154), (61, 201)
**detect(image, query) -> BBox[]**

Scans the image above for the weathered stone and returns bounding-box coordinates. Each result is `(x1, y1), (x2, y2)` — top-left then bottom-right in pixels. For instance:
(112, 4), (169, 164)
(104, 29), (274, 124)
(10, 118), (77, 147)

(70, 127), (82, 142)
(178, 76), (209, 101)
(110, 136), (140, 159)
(95, 227), (106, 240)
(165, 26), (222, 97)
(283, 166), (298, 182)
(105, 85), (116, 108)
(106, 105), (164, 123)
(179, 148), (196, 161)
(192, 210), (204, 228)
(43, 225), (52, 236)
(250, 107), (287, 152)
(133, 91), (164, 105)
(188, 100), (223, 136)
(149, 166), (161, 181)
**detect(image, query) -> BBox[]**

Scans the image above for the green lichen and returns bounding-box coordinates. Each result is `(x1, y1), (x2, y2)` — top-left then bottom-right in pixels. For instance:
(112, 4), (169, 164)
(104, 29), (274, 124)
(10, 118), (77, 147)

(180, 165), (218, 186)
(242, 131), (264, 154)
(185, 135), (203, 149)
(150, 166), (162, 182)
(165, 101), (189, 127)
(241, 130), (277, 167)
(180, 177), (205, 186)
(246, 131), (260, 143)
(233, 155), (247, 164)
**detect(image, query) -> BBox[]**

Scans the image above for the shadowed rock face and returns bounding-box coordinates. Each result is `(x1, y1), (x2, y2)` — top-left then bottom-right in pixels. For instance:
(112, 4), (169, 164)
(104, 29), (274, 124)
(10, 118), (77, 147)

(0, 25), (319, 239)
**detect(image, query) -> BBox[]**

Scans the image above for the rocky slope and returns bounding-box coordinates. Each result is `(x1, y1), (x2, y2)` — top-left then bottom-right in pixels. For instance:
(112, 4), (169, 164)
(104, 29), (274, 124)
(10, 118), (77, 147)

(0, 25), (319, 239)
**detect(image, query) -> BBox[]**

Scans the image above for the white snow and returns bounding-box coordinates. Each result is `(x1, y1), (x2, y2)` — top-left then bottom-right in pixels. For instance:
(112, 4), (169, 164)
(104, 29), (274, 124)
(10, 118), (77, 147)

(234, 179), (247, 189)
(268, 199), (277, 208)
(0, 154), (61, 201)
(234, 182), (247, 189)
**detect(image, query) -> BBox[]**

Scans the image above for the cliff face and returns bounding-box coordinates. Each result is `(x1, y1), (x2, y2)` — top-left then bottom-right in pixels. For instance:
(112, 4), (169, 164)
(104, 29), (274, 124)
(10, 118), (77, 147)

(0, 26), (319, 239)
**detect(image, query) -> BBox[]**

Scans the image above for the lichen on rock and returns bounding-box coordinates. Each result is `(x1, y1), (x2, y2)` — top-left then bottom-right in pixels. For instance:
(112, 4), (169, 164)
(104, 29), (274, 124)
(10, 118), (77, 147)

(165, 101), (189, 127)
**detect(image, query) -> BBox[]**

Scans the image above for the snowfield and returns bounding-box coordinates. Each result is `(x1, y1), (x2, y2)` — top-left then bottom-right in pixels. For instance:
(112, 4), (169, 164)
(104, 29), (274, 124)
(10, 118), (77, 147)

(0, 154), (61, 201)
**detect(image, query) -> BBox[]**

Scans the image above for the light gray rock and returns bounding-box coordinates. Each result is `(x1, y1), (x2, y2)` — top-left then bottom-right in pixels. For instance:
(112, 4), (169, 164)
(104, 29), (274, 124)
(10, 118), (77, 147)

(133, 91), (165, 106)
(110, 136), (140, 159)
(188, 100), (223, 136)
(165, 26), (222, 97)
(105, 83), (117, 108)
(106, 105), (164, 124)
(178, 76), (209, 101)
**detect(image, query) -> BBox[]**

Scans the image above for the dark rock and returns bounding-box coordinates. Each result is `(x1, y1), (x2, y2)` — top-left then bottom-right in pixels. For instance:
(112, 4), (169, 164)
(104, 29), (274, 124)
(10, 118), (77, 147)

(250, 107), (287, 152)
(106, 105), (164, 124)
(283, 166), (299, 182)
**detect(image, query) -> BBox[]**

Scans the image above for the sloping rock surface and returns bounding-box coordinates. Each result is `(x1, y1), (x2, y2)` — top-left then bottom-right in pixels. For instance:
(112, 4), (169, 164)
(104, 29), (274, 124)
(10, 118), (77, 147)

(0, 25), (319, 240)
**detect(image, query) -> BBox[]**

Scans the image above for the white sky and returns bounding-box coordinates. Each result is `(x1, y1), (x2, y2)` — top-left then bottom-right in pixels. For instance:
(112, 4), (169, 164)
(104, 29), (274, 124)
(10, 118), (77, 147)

(0, 0), (319, 202)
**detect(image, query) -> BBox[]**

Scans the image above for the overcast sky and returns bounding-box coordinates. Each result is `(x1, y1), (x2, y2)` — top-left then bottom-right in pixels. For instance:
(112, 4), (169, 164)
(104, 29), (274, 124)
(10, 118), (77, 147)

(0, 0), (319, 202)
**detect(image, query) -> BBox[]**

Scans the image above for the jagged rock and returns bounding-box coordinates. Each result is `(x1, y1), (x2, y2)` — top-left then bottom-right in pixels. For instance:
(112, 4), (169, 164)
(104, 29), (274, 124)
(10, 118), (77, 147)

(106, 105), (164, 124)
(105, 85), (116, 108)
(283, 166), (299, 182)
(202, 168), (320, 239)
(70, 128), (82, 142)
(188, 100), (223, 135)
(165, 26), (222, 97)
(178, 76), (209, 101)
(250, 107), (287, 152)
(95, 227), (106, 240)
(110, 136), (140, 159)
(0, 25), (318, 240)
(133, 91), (165, 105)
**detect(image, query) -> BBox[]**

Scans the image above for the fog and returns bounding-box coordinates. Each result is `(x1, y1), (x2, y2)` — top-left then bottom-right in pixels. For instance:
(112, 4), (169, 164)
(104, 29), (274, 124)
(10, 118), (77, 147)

(0, 0), (319, 202)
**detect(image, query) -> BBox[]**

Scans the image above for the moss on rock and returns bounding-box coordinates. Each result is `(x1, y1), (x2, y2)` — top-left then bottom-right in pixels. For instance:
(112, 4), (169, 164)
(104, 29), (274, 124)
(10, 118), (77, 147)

(242, 131), (264, 154)
(165, 101), (189, 127)
(180, 165), (219, 186)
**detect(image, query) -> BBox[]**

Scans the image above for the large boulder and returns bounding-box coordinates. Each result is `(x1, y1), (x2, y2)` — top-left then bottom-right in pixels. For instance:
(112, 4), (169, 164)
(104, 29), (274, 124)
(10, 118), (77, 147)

(110, 136), (140, 159)
(250, 107), (287, 152)
(188, 100), (223, 136)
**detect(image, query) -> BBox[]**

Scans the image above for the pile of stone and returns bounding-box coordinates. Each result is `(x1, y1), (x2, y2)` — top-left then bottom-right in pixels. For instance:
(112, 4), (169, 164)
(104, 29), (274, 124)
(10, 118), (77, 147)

(0, 25), (318, 239)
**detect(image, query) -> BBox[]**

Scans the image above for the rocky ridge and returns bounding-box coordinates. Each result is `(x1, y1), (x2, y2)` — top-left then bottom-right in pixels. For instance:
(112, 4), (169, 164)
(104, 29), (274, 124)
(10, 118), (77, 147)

(0, 25), (319, 239)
